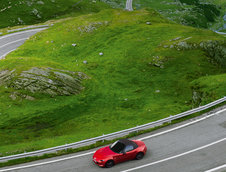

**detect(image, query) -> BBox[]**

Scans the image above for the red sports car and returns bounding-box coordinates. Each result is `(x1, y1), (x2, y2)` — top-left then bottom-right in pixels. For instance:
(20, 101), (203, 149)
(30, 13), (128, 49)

(93, 138), (147, 168)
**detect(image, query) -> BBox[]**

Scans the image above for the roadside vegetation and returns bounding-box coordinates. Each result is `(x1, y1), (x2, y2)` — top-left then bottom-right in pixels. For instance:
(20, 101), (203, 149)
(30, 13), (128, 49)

(0, 0), (225, 30)
(0, 0), (111, 29)
(0, 8), (225, 156)
(1, 102), (222, 168)
(132, 0), (225, 30)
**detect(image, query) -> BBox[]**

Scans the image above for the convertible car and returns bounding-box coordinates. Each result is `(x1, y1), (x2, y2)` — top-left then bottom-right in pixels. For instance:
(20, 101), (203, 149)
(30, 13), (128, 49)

(93, 138), (147, 168)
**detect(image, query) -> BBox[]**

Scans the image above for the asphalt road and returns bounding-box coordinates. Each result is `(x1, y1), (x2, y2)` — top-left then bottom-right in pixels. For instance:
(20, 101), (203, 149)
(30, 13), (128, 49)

(126, 0), (133, 11)
(0, 2), (225, 171)
(1, 108), (225, 172)
(0, 28), (46, 60)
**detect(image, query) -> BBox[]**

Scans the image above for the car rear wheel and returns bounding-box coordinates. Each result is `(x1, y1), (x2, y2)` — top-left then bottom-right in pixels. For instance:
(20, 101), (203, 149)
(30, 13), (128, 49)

(136, 152), (144, 160)
(105, 160), (114, 168)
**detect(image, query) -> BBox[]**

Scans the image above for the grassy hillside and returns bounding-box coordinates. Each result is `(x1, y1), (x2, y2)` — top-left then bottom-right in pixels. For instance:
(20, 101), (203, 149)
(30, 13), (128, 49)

(100, 0), (126, 8)
(0, 9), (225, 156)
(0, 0), (110, 28)
(0, 0), (225, 30)
(191, 73), (226, 103)
(210, 0), (226, 31)
(132, 0), (225, 29)
(212, 0), (226, 6)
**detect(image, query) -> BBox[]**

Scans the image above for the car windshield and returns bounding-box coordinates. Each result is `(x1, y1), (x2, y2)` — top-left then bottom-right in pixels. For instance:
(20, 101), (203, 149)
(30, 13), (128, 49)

(110, 141), (125, 153)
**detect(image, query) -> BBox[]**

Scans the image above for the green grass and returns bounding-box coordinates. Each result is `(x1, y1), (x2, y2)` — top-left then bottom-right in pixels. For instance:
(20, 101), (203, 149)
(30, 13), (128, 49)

(211, 0), (226, 6)
(0, 9), (225, 156)
(0, 122), (171, 167)
(0, 102), (225, 167)
(0, 0), (111, 29)
(132, 0), (224, 29)
(0, 0), (225, 30)
(191, 74), (226, 103)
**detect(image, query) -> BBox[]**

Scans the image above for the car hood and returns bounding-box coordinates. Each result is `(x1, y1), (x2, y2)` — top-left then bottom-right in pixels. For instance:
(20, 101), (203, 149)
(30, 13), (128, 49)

(93, 146), (116, 160)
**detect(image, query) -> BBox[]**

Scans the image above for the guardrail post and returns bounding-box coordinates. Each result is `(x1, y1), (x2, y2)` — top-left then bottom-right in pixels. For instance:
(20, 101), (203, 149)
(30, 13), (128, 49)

(169, 115), (172, 123)
(65, 143), (68, 151)
(102, 134), (105, 143)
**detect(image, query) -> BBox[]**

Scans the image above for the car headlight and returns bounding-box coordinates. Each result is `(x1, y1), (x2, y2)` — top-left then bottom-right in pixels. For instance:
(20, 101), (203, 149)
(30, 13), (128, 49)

(99, 160), (105, 162)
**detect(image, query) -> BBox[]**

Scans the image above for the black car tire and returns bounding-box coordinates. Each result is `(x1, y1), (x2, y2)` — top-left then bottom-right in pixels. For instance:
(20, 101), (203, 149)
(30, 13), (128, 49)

(105, 160), (114, 168)
(136, 152), (144, 160)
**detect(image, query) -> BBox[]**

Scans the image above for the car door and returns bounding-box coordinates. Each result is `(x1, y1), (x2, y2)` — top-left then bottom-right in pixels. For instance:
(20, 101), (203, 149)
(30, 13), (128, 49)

(113, 145), (136, 163)
(123, 145), (136, 160)
(113, 147), (134, 163)
(113, 153), (125, 164)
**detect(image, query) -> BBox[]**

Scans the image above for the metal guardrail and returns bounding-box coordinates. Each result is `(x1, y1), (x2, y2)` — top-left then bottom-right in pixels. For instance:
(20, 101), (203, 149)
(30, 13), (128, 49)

(0, 97), (225, 162)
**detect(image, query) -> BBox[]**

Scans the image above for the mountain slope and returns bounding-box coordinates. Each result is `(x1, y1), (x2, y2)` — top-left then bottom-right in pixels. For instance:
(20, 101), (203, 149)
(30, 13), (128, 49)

(0, 8), (225, 156)
(0, 0), (110, 28)
(127, 0), (225, 29)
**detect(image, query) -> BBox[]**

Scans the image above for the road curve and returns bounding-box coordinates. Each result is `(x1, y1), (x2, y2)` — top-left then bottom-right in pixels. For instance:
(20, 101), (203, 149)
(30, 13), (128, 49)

(0, 28), (46, 60)
(0, 2), (225, 171)
(215, 31), (226, 35)
(0, 107), (225, 172)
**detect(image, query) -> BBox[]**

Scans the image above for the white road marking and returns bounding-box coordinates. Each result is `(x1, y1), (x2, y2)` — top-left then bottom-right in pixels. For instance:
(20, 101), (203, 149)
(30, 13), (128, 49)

(0, 38), (27, 49)
(0, 151), (96, 172)
(205, 164), (226, 172)
(121, 138), (226, 172)
(0, 28), (45, 41)
(0, 48), (17, 60)
(0, 108), (225, 171)
(0, 28), (46, 60)
(139, 108), (226, 141)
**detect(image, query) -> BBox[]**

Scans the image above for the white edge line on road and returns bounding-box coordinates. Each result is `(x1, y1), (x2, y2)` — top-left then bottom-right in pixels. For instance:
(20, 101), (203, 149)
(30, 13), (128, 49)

(0, 151), (96, 172)
(0, 28), (46, 41)
(139, 108), (226, 141)
(0, 108), (225, 172)
(121, 138), (226, 172)
(0, 38), (27, 49)
(0, 49), (17, 60)
(205, 164), (226, 172)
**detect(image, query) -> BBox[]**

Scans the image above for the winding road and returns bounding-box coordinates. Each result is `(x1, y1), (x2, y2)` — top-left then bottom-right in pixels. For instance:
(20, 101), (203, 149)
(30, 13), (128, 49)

(0, 108), (225, 172)
(0, 1), (226, 171)
(125, 0), (133, 11)
(0, 28), (46, 60)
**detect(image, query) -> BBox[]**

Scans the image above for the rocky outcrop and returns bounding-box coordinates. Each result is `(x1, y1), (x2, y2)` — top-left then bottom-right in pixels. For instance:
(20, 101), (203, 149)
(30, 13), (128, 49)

(199, 41), (226, 66)
(0, 67), (89, 97)
(148, 56), (165, 68)
(9, 92), (36, 101)
(166, 39), (226, 67)
(77, 21), (109, 34)
(0, 70), (16, 85)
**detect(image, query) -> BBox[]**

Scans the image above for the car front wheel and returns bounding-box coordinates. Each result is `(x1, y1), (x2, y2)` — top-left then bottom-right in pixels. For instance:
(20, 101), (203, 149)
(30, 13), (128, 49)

(136, 152), (144, 160)
(105, 160), (114, 168)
